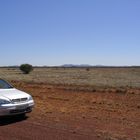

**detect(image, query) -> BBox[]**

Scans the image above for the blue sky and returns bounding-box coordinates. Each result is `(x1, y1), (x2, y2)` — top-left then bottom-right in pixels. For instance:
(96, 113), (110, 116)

(0, 0), (140, 66)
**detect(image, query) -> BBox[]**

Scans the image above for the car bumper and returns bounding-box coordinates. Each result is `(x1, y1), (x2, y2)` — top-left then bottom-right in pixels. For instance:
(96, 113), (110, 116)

(0, 100), (34, 116)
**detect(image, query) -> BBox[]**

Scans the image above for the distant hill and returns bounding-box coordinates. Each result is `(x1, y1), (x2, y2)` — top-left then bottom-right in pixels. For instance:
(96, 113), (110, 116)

(61, 64), (92, 68)
(61, 64), (140, 68)
(0, 65), (140, 68)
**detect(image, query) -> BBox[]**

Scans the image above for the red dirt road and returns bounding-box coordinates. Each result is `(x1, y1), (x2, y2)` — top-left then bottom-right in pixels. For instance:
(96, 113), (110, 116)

(0, 116), (97, 140)
(0, 82), (140, 140)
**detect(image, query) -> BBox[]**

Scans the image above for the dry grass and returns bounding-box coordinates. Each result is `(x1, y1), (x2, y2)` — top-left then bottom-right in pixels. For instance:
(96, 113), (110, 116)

(0, 67), (140, 88)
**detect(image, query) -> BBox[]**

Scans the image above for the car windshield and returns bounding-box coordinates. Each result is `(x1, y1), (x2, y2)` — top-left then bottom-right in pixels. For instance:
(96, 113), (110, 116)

(0, 79), (13, 89)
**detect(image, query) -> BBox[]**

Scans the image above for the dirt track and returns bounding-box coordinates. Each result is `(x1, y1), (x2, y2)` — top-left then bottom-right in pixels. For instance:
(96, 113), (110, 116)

(0, 82), (140, 140)
(0, 116), (97, 140)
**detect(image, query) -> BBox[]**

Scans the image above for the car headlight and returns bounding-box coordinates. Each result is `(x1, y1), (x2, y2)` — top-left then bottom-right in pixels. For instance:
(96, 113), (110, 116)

(28, 96), (33, 101)
(0, 99), (11, 105)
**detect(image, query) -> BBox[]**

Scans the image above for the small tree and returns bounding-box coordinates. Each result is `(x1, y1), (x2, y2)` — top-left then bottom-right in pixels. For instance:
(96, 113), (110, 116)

(20, 64), (33, 74)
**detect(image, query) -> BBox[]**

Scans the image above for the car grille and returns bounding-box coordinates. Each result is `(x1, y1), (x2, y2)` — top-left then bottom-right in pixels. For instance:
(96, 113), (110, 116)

(12, 98), (28, 103)
(10, 107), (32, 114)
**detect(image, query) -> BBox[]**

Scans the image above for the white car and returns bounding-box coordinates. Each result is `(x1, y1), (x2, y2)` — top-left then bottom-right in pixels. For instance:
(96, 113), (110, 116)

(0, 79), (34, 116)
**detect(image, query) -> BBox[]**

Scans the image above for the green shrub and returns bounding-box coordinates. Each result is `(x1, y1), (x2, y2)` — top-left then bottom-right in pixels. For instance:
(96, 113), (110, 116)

(20, 64), (33, 74)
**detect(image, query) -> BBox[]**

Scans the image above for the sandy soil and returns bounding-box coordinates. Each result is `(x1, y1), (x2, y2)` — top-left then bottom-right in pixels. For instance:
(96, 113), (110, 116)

(0, 82), (140, 140)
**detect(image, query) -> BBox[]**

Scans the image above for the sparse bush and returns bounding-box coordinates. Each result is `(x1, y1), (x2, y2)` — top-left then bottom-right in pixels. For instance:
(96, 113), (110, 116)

(20, 64), (33, 74)
(116, 88), (127, 94)
(86, 68), (90, 71)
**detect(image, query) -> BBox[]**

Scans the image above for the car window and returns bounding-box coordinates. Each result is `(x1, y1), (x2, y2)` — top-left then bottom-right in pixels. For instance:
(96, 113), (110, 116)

(0, 79), (13, 89)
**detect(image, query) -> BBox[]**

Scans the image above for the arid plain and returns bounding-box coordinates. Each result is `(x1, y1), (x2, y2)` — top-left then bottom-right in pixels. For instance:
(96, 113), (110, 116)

(0, 67), (140, 140)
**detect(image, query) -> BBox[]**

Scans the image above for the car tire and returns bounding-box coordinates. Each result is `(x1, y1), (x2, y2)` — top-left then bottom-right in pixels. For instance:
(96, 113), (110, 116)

(18, 113), (26, 118)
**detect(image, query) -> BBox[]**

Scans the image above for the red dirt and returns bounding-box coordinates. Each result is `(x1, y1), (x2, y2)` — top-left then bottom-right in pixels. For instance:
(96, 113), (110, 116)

(0, 82), (140, 140)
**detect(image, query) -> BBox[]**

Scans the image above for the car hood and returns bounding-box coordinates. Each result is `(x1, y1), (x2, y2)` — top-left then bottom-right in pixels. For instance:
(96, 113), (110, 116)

(0, 88), (30, 100)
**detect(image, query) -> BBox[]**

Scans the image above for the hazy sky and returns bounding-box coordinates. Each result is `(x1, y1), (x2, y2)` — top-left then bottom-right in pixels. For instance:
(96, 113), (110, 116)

(0, 0), (140, 66)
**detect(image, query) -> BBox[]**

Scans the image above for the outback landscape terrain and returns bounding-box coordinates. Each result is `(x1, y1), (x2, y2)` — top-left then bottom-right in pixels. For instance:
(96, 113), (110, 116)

(0, 67), (140, 140)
